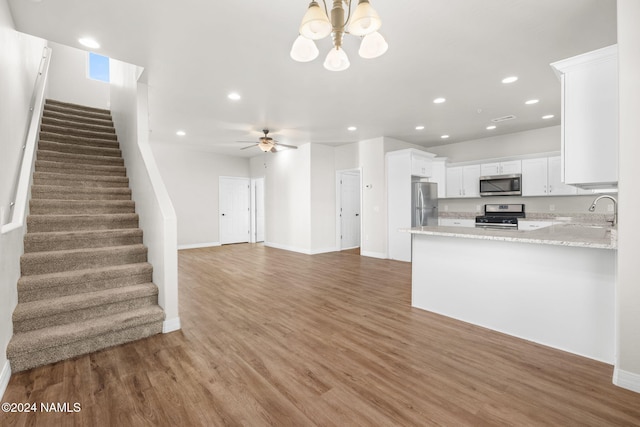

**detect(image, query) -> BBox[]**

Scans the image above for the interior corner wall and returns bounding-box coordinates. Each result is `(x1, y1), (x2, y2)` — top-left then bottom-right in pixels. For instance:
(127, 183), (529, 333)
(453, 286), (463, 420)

(615, 0), (640, 392)
(359, 137), (387, 258)
(310, 144), (337, 254)
(150, 144), (250, 248)
(427, 126), (561, 163)
(46, 41), (110, 110)
(0, 0), (48, 395)
(383, 137), (435, 154)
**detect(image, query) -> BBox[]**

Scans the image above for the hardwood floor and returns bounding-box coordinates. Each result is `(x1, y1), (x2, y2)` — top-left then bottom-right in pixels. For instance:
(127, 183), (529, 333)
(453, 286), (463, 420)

(2, 243), (640, 426)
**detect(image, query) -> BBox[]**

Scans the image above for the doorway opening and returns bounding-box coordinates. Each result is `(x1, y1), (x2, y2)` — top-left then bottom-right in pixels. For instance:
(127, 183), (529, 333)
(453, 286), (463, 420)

(336, 169), (362, 251)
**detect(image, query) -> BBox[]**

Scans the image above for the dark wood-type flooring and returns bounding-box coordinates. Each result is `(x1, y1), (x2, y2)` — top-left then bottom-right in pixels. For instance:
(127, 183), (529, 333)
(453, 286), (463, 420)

(2, 244), (640, 426)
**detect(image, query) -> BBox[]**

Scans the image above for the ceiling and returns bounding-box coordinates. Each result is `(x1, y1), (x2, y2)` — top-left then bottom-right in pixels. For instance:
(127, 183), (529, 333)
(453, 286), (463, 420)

(8, 0), (617, 157)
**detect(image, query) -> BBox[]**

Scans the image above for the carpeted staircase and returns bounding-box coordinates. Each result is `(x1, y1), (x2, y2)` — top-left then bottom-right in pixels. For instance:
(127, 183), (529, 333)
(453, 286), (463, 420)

(7, 99), (165, 372)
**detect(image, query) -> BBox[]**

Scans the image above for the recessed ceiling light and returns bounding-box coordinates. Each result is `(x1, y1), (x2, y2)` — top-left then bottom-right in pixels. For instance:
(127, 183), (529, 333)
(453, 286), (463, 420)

(486, 125), (497, 130)
(347, 126), (357, 131)
(415, 125), (425, 130)
(441, 135), (450, 139)
(433, 97), (446, 104)
(525, 99), (539, 105)
(227, 92), (241, 101)
(176, 130), (186, 136)
(542, 114), (555, 119)
(78, 38), (100, 49)
(502, 76), (518, 84)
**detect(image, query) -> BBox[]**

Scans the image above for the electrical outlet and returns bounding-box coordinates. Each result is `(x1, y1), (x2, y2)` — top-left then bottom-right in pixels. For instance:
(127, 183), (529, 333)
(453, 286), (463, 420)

(444, 205), (449, 212)
(550, 204), (555, 211)
(476, 205), (481, 212)
(607, 204), (614, 212)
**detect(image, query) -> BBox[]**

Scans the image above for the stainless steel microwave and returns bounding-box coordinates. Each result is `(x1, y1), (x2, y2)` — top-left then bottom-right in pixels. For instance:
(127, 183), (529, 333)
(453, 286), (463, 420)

(479, 174), (522, 196)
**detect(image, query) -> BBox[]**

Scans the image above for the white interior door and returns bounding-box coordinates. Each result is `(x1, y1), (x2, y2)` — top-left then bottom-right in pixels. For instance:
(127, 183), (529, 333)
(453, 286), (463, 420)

(219, 177), (250, 245)
(340, 171), (361, 250)
(252, 177), (265, 243)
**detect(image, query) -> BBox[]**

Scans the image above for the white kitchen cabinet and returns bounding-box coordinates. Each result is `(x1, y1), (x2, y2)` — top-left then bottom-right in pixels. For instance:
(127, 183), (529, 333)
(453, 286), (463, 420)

(438, 218), (475, 228)
(522, 156), (577, 196)
(431, 158), (447, 199)
(551, 45), (618, 189)
(411, 154), (433, 177)
(446, 165), (481, 198)
(518, 220), (553, 231)
(480, 160), (521, 176)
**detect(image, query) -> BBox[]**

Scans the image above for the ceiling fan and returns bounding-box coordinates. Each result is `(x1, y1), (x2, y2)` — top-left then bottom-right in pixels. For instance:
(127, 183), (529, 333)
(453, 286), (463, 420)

(238, 129), (297, 153)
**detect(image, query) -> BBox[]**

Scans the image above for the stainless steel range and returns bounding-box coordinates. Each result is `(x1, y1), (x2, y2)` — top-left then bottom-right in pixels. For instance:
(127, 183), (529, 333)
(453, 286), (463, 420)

(475, 204), (525, 229)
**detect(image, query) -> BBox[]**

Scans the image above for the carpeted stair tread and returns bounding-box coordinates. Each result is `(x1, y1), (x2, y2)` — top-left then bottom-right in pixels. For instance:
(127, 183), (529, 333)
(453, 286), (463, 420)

(36, 150), (124, 167)
(31, 185), (132, 200)
(12, 283), (159, 332)
(42, 109), (114, 127)
(24, 228), (143, 253)
(7, 306), (165, 372)
(41, 116), (116, 134)
(29, 199), (135, 215)
(43, 103), (112, 122)
(45, 99), (111, 115)
(38, 140), (121, 157)
(35, 160), (126, 176)
(39, 131), (120, 149)
(20, 244), (148, 276)
(17, 263), (153, 303)
(33, 171), (129, 188)
(27, 213), (139, 233)
(40, 123), (118, 141)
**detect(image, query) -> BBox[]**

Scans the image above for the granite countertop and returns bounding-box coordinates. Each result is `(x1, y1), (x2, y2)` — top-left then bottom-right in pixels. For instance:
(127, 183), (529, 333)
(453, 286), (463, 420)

(402, 223), (617, 250)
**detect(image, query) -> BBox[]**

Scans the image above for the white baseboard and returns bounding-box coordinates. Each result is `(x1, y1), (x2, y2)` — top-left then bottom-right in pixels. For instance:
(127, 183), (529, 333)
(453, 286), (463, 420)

(360, 250), (387, 259)
(0, 360), (11, 400)
(163, 317), (181, 333)
(309, 246), (338, 255)
(264, 241), (310, 254)
(178, 242), (221, 250)
(613, 367), (640, 393)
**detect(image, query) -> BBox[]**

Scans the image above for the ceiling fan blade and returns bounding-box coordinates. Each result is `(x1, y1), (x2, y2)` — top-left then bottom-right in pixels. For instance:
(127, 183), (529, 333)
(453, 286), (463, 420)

(240, 144), (259, 150)
(236, 140), (257, 143)
(276, 143), (297, 149)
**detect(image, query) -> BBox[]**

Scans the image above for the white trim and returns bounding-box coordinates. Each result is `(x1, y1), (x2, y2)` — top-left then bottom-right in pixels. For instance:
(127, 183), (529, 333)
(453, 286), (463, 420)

(162, 317), (181, 333)
(335, 168), (363, 252)
(360, 250), (387, 259)
(0, 360), (11, 400)
(178, 242), (221, 250)
(263, 241), (336, 255)
(613, 367), (640, 393)
(309, 247), (338, 255)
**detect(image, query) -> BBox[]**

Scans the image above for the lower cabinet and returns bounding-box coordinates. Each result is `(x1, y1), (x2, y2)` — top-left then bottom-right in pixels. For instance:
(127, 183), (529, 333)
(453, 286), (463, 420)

(439, 218), (475, 228)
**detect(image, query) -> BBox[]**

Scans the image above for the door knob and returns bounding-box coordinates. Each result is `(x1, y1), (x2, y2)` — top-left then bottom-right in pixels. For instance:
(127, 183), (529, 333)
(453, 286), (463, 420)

(355, 213), (359, 216)
(221, 213), (226, 216)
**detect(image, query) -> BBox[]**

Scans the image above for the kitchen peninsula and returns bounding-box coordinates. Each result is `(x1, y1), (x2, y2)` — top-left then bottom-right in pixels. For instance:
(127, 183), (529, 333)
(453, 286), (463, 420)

(404, 223), (616, 363)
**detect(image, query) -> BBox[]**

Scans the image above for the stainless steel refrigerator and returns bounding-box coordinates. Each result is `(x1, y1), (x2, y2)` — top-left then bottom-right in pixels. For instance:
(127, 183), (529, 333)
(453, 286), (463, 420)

(412, 181), (438, 227)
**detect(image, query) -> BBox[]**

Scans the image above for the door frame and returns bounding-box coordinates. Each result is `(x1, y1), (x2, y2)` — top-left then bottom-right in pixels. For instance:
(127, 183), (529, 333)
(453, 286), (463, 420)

(335, 168), (362, 251)
(250, 176), (265, 243)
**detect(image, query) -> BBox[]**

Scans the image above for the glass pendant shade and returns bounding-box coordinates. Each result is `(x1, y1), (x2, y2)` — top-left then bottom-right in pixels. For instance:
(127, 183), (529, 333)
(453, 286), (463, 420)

(324, 47), (350, 71)
(290, 35), (319, 62)
(299, 1), (332, 40)
(358, 31), (388, 59)
(347, 0), (382, 36)
(259, 142), (274, 152)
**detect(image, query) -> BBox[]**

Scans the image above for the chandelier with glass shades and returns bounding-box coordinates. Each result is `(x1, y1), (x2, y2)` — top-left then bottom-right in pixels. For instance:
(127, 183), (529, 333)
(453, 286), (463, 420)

(290, 0), (388, 71)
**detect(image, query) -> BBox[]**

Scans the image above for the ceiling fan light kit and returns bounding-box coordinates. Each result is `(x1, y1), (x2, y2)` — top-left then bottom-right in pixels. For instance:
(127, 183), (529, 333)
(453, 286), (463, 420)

(239, 129), (298, 153)
(292, 0), (387, 71)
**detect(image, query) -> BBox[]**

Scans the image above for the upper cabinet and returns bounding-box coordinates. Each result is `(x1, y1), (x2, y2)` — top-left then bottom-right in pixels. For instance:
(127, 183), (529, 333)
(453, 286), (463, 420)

(522, 156), (580, 196)
(480, 160), (521, 176)
(446, 165), (481, 198)
(551, 45), (618, 189)
(411, 152), (433, 177)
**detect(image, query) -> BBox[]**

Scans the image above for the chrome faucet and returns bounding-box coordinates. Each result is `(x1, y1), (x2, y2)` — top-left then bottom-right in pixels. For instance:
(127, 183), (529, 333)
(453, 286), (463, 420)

(588, 195), (618, 226)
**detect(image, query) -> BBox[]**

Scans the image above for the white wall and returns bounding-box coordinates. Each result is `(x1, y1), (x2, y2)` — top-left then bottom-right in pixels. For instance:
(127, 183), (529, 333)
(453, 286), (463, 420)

(359, 137), (387, 258)
(614, 0), (640, 393)
(428, 126), (560, 163)
(151, 144), (250, 248)
(310, 144), (337, 253)
(109, 60), (179, 332)
(0, 0), (47, 397)
(47, 42), (110, 109)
